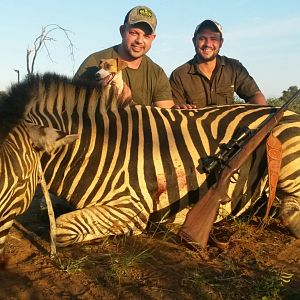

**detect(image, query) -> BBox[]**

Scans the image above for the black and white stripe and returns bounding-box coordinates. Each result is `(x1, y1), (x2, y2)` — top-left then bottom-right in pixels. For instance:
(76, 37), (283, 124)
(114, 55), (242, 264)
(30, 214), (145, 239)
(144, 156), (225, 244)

(1, 73), (300, 251)
(0, 123), (40, 257)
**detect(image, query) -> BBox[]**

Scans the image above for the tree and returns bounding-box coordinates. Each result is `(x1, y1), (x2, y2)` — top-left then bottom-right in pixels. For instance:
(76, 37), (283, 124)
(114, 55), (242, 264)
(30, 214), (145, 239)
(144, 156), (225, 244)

(26, 24), (75, 75)
(278, 85), (300, 114)
(280, 85), (299, 102)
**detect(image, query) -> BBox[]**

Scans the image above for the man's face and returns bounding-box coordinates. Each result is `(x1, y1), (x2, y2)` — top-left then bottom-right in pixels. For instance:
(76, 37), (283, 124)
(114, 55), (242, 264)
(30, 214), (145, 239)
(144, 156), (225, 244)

(120, 23), (156, 59)
(193, 28), (223, 62)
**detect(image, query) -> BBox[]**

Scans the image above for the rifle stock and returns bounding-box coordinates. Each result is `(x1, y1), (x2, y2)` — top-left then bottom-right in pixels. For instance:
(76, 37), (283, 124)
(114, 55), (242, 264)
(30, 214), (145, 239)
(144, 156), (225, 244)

(179, 186), (230, 249)
(179, 89), (300, 250)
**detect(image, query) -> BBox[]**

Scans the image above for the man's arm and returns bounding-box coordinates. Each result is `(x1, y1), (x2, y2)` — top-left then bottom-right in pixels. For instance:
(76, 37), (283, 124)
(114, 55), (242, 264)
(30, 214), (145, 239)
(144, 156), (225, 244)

(74, 54), (99, 80)
(247, 91), (267, 105)
(233, 59), (267, 105)
(169, 71), (186, 105)
(154, 100), (196, 109)
(153, 100), (176, 108)
(151, 68), (190, 108)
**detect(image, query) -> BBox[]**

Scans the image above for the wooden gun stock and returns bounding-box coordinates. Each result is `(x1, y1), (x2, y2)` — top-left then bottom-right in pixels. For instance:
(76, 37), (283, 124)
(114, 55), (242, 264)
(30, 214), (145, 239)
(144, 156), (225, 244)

(179, 187), (230, 249)
(179, 89), (300, 250)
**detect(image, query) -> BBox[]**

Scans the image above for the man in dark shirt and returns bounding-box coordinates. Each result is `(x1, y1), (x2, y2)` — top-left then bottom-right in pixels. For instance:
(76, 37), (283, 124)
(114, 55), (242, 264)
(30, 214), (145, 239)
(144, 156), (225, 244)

(75, 6), (175, 108)
(169, 20), (267, 107)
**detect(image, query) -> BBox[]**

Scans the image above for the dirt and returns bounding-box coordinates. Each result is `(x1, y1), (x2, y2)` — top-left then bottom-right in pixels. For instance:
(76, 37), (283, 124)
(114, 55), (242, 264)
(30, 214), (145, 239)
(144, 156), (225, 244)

(1, 196), (300, 300)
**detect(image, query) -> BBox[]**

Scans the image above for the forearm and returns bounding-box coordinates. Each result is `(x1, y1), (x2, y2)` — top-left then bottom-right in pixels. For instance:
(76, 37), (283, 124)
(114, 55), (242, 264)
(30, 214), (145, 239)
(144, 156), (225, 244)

(153, 100), (175, 108)
(247, 91), (267, 105)
(153, 100), (196, 109)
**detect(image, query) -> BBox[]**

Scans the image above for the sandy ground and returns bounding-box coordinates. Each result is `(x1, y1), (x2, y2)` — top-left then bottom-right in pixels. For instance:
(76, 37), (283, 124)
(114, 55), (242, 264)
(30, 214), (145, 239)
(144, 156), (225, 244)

(0, 196), (299, 300)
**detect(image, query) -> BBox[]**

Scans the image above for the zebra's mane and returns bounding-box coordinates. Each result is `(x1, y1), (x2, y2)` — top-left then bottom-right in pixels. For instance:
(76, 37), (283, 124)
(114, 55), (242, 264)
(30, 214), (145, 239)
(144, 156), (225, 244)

(0, 72), (285, 145)
(0, 76), (36, 141)
(0, 73), (111, 141)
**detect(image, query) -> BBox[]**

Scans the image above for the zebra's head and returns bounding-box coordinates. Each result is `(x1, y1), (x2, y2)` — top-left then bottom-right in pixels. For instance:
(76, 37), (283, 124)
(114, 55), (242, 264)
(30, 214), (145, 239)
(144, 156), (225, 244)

(25, 122), (79, 154)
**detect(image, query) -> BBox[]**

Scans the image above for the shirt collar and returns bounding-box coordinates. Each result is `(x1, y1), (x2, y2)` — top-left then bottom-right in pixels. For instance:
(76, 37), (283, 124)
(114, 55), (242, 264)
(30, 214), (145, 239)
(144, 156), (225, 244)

(188, 56), (199, 74)
(218, 55), (226, 67)
(188, 54), (225, 75)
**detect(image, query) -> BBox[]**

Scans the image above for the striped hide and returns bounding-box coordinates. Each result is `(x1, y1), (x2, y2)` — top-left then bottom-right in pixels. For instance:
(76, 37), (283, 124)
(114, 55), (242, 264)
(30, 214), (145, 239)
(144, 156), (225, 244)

(1, 73), (299, 252)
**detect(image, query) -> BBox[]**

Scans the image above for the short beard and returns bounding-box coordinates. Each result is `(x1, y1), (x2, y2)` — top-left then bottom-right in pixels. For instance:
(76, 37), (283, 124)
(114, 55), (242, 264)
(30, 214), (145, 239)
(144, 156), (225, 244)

(128, 49), (144, 59)
(197, 53), (217, 62)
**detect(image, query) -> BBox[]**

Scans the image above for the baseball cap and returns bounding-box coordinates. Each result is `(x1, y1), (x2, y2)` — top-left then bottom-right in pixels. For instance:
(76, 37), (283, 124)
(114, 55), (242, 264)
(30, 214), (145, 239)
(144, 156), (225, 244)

(124, 6), (157, 33)
(194, 20), (223, 37)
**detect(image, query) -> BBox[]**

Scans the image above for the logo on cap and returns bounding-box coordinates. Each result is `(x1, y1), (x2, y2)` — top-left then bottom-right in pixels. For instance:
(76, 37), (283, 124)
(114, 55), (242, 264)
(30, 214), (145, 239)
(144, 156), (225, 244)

(138, 8), (152, 19)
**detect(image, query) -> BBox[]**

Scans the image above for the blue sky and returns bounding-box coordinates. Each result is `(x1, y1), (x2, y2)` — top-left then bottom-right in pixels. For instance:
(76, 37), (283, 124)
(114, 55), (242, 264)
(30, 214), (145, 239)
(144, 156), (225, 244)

(1, 0), (300, 98)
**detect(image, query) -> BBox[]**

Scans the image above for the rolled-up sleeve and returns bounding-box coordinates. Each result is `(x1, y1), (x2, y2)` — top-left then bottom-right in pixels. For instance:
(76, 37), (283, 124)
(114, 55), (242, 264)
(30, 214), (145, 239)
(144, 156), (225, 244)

(233, 60), (260, 102)
(152, 68), (173, 102)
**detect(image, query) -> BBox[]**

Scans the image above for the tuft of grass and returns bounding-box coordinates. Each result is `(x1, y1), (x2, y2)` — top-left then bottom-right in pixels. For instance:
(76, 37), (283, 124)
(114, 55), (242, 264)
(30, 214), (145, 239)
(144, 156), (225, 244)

(109, 246), (154, 278)
(56, 255), (91, 273)
(55, 235), (154, 277)
(147, 220), (181, 244)
(94, 236), (155, 298)
(232, 216), (250, 233)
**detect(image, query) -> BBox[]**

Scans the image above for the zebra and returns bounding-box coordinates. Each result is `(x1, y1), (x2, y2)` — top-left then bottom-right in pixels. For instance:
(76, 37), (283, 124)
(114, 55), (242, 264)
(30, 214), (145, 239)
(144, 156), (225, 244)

(1, 73), (300, 257)
(0, 84), (78, 262)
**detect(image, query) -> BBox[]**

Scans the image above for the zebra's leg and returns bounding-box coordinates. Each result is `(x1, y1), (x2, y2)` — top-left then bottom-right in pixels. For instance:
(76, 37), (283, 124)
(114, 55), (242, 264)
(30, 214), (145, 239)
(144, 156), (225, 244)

(55, 201), (150, 247)
(280, 196), (300, 238)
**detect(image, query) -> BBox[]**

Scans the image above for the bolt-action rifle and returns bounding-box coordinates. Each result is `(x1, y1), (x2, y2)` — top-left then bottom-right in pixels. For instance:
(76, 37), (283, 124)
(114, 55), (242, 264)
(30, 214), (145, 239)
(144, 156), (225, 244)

(179, 89), (300, 250)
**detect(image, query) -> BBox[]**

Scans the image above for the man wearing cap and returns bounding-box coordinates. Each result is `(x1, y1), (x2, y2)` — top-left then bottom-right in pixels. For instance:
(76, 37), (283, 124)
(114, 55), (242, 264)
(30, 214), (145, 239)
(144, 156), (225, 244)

(169, 20), (267, 107)
(75, 6), (175, 108)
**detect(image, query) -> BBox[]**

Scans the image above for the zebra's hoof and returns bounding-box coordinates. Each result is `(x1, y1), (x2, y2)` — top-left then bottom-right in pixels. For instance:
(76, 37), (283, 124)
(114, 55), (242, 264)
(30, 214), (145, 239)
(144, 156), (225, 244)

(281, 210), (300, 238)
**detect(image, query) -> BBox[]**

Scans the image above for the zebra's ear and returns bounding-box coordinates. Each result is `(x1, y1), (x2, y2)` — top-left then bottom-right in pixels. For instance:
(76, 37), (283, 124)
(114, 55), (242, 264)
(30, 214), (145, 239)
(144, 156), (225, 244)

(25, 122), (78, 154)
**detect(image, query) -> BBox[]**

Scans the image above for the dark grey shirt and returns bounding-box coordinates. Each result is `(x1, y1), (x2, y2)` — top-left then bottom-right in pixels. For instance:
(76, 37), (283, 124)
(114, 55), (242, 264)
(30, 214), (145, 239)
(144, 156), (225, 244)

(170, 55), (261, 107)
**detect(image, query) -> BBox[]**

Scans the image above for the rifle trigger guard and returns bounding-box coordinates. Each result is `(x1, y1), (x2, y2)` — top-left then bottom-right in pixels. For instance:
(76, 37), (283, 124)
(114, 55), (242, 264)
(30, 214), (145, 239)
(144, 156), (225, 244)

(230, 171), (240, 183)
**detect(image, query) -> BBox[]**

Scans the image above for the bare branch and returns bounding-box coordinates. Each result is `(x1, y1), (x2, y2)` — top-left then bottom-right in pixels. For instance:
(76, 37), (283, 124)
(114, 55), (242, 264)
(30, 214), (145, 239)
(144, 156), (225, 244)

(26, 24), (75, 75)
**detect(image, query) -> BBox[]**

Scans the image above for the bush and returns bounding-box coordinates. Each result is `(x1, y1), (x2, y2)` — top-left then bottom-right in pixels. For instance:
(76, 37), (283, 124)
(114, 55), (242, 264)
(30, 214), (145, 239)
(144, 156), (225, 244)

(267, 97), (300, 115)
